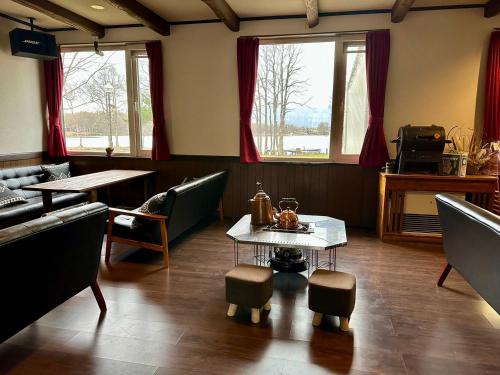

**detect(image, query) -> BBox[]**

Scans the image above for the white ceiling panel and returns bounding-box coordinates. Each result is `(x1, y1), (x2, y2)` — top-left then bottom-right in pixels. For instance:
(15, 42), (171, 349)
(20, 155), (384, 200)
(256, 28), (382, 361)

(50, 0), (136, 26)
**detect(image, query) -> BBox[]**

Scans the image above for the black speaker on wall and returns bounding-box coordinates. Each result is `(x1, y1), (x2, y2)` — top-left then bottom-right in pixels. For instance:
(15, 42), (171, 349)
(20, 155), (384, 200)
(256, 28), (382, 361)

(9, 28), (58, 60)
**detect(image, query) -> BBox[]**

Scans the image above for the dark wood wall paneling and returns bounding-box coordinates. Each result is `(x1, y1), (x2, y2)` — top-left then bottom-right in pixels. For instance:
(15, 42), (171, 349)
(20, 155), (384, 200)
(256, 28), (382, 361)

(66, 156), (379, 229)
(0, 152), (46, 169)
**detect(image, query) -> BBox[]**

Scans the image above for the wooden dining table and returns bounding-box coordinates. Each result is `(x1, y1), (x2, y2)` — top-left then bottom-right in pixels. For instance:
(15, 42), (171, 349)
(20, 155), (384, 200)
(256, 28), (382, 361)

(24, 169), (155, 212)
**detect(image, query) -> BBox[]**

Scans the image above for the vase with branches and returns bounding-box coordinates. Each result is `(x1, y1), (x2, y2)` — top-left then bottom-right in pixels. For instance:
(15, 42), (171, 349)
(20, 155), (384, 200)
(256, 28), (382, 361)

(446, 126), (499, 175)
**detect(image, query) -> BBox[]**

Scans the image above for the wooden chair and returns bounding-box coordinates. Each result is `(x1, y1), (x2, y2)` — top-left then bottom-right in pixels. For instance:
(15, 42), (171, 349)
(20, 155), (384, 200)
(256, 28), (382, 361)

(105, 207), (169, 267)
(105, 171), (229, 268)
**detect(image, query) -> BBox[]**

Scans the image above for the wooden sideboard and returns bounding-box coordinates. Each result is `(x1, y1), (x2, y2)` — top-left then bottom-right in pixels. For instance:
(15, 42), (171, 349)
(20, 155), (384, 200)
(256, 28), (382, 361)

(377, 173), (498, 243)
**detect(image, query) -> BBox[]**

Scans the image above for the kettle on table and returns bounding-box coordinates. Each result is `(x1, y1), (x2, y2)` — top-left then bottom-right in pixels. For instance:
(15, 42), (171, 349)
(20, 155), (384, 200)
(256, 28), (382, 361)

(249, 182), (274, 226)
(273, 198), (299, 230)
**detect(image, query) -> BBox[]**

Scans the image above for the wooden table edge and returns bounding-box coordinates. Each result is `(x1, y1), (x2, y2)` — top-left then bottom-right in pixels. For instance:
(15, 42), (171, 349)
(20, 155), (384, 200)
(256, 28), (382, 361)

(23, 170), (156, 192)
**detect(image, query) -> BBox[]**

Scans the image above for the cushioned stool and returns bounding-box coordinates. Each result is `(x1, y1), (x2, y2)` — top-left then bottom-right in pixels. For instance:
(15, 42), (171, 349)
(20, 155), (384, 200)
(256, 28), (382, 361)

(308, 269), (356, 331)
(225, 264), (273, 324)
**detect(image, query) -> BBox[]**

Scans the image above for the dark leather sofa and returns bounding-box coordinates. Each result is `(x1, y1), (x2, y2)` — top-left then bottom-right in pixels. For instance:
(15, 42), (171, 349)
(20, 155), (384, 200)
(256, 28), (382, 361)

(160, 170), (228, 242)
(0, 202), (108, 343)
(0, 165), (87, 229)
(436, 193), (500, 313)
(107, 171), (228, 265)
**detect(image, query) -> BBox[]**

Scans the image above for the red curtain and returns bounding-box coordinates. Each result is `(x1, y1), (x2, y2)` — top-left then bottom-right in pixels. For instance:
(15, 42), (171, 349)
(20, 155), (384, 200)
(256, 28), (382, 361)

(237, 37), (261, 163)
(146, 41), (171, 161)
(484, 31), (500, 142)
(359, 30), (391, 168)
(43, 52), (67, 157)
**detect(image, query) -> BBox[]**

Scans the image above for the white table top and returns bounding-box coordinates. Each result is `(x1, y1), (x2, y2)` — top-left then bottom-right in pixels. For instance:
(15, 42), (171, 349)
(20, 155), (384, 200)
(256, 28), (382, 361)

(226, 214), (347, 251)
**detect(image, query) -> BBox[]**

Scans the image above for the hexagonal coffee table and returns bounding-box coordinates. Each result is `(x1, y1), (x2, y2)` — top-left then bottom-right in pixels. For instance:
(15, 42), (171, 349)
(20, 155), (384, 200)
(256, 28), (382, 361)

(226, 214), (347, 275)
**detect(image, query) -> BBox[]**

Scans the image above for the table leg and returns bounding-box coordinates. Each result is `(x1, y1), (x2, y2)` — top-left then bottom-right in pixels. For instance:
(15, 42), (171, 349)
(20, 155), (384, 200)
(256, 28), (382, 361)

(307, 249), (311, 278)
(233, 241), (237, 266)
(144, 177), (152, 201)
(334, 247), (337, 271)
(88, 189), (98, 203)
(106, 186), (112, 205)
(42, 191), (53, 213)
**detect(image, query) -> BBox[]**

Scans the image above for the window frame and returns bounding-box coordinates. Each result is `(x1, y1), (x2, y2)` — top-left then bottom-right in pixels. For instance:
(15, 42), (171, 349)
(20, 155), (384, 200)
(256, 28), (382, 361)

(255, 34), (367, 164)
(130, 50), (153, 158)
(60, 43), (150, 157)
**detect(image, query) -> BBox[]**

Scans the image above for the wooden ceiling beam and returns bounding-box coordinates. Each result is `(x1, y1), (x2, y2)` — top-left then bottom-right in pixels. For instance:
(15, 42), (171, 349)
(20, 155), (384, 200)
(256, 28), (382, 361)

(10, 0), (105, 37)
(201, 0), (239, 32)
(104, 0), (170, 36)
(304, 0), (319, 28)
(391, 0), (415, 23)
(485, 0), (500, 17)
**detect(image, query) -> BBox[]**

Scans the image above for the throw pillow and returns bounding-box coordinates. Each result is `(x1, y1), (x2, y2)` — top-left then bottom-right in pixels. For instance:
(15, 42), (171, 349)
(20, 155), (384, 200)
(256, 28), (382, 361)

(0, 183), (27, 208)
(41, 162), (71, 181)
(131, 192), (168, 229)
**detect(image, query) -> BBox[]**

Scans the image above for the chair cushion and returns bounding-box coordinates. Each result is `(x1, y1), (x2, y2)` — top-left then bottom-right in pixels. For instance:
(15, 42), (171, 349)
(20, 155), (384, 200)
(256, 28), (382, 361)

(112, 217), (159, 244)
(41, 162), (71, 181)
(0, 166), (45, 199)
(0, 184), (26, 208)
(226, 264), (274, 284)
(308, 270), (356, 318)
(0, 192), (88, 223)
(309, 269), (356, 291)
(225, 264), (273, 308)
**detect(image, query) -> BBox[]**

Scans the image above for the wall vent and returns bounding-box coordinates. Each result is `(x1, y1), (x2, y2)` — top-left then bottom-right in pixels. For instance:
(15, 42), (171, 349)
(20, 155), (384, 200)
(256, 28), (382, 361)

(402, 214), (442, 234)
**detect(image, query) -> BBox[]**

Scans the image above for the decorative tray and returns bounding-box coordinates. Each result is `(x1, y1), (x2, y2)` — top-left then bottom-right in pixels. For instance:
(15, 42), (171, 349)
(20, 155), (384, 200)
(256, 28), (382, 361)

(263, 222), (315, 234)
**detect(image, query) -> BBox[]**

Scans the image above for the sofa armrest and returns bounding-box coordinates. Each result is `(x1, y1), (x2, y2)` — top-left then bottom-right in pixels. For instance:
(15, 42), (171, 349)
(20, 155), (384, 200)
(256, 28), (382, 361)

(108, 207), (168, 222)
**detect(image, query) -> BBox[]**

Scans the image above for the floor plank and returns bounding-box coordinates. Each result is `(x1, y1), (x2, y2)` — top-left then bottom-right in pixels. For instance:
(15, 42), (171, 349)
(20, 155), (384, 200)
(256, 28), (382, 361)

(1, 220), (500, 374)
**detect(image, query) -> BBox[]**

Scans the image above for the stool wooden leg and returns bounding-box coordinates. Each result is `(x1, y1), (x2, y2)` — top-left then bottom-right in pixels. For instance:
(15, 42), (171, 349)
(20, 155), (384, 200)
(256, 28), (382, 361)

(251, 308), (260, 324)
(227, 304), (238, 317)
(312, 312), (323, 327)
(340, 317), (350, 332)
(264, 300), (272, 311)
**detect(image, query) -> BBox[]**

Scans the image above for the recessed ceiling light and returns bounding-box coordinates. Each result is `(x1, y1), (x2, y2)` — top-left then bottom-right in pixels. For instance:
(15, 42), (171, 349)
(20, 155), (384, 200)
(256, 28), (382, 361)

(90, 5), (105, 10)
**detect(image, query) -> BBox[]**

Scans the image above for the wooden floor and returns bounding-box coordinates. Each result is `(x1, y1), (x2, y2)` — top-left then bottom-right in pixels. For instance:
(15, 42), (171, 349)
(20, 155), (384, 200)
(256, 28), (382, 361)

(1, 220), (500, 375)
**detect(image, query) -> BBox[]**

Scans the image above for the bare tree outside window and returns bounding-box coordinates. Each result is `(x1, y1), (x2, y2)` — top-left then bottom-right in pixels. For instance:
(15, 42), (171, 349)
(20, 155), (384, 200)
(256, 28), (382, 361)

(61, 50), (131, 153)
(251, 39), (369, 162)
(61, 48), (151, 155)
(252, 42), (335, 159)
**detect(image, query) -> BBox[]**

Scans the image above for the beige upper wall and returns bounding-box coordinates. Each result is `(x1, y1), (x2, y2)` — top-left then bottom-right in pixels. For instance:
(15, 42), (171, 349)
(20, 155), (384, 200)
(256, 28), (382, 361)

(54, 8), (498, 157)
(0, 18), (47, 155)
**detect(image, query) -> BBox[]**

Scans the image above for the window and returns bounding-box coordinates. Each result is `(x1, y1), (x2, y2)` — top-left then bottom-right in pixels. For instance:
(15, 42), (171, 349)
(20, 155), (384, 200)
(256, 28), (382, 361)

(61, 45), (151, 156)
(251, 36), (368, 162)
(133, 53), (153, 151)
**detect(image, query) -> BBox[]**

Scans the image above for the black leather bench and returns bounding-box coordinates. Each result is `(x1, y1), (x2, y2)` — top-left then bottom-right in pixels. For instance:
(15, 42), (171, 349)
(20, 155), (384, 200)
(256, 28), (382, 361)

(436, 193), (500, 313)
(0, 202), (108, 343)
(0, 165), (87, 229)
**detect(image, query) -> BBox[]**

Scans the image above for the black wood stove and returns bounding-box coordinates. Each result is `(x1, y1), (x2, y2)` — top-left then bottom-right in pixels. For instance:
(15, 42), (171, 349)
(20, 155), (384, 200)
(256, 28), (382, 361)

(263, 223), (314, 272)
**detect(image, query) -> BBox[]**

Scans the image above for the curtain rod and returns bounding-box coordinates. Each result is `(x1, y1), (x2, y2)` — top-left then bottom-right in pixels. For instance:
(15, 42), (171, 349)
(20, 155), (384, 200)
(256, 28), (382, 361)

(58, 40), (158, 47)
(243, 28), (388, 40)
